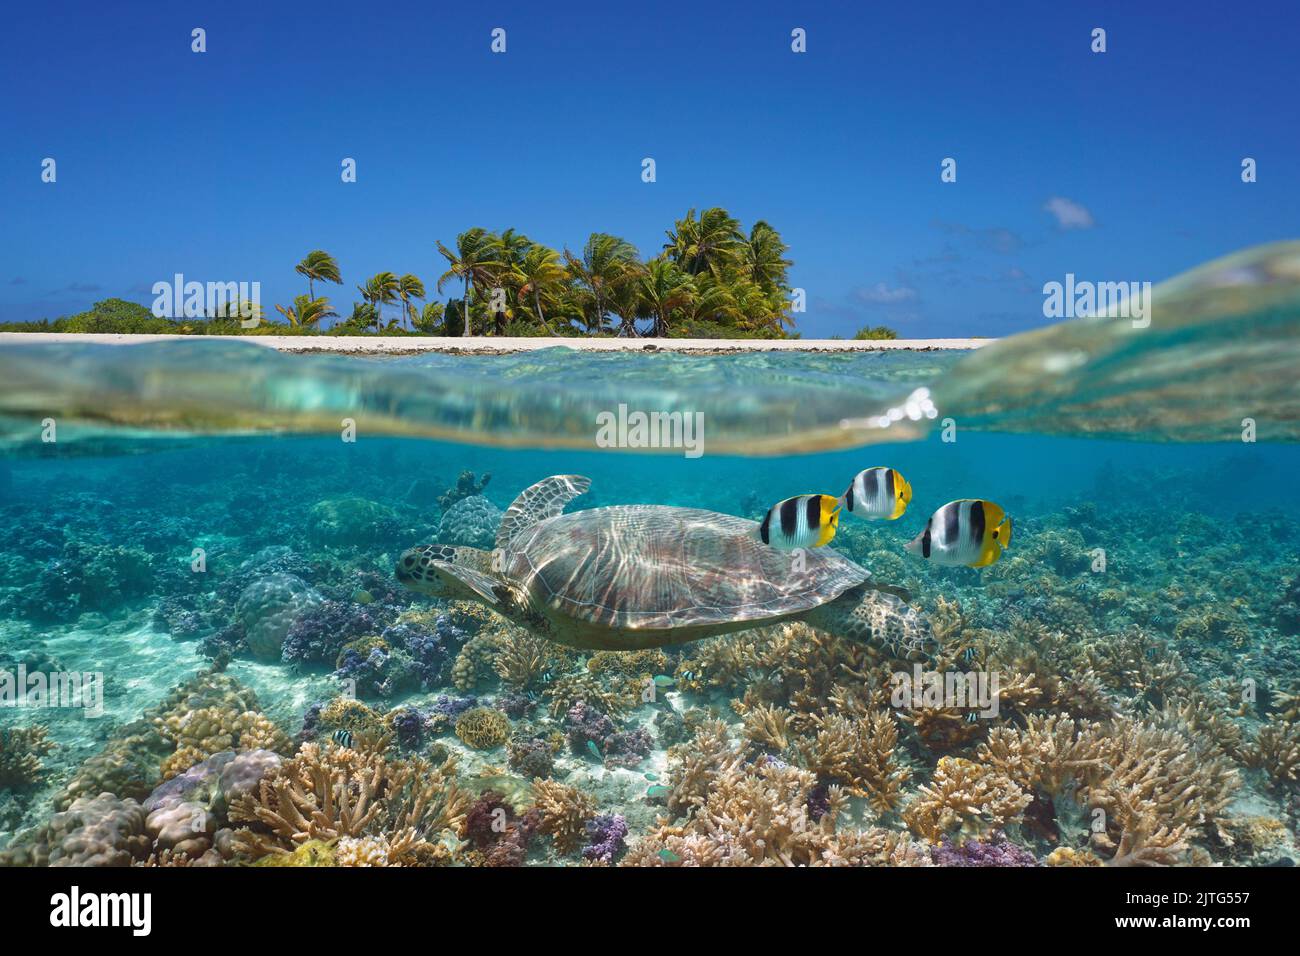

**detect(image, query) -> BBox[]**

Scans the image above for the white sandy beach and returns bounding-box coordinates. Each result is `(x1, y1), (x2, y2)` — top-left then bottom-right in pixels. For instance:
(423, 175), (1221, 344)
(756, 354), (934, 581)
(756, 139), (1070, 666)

(0, 333), (990, 354)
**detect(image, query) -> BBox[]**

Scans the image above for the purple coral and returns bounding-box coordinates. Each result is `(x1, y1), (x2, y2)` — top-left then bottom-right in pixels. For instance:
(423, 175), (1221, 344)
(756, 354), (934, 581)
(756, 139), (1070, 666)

(931, 831), (1037, 867)
(281, 599), (393, 667)
(389, 707), (431, 749)
(565, 701), (650, 768)
(565, 701), (616, 756)
(432, 694), (478, 718)
(581, 814), (628, 864)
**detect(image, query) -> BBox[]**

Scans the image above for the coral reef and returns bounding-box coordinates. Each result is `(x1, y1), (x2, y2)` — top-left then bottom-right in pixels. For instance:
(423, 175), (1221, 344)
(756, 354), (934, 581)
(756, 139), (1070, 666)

(531, 780), (597, 854)
(438, 495), (503, 549)
(454, 706), (511, 750)
(0, 726), (55, 790)
(236, 572), (322, 661)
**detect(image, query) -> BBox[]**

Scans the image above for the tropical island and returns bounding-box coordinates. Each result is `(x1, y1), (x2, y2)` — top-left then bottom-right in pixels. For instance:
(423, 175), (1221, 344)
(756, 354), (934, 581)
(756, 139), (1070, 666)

(0, 206), (898, 341)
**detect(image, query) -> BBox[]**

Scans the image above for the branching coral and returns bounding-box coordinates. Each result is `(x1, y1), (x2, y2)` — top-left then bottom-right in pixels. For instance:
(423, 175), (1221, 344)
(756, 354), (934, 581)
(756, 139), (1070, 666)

(800, 710), (910, 813)
(0, 725), (55, 789)
(544, 671), (632, 720)
(975, 712), (1238, 858)
(530, 780), (597, 854)
(230, 742), (469, 865)
(902, 757), (1032, 842)
(1248, 719), (1300, 790)
(494, 630), (562, 691)
(627, 758), (928, 867)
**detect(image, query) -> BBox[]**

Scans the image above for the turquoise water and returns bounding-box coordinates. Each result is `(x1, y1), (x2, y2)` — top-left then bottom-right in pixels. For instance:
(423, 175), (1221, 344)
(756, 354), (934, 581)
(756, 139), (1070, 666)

(1, 242), (1299, 867)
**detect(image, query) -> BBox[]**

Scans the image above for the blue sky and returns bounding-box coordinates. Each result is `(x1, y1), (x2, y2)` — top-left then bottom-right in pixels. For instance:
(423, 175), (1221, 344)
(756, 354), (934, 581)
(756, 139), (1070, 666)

(1, 0), (1296, 336)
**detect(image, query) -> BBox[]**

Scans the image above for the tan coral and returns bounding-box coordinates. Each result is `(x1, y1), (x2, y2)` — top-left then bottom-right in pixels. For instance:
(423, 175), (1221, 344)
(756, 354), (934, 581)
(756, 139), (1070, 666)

(531, 780), (596, 854)
(902, 756), (1032, 843)
(230, 743), (469, 865)
(800, 710), (910, 813)
(454, 707), (511, 750)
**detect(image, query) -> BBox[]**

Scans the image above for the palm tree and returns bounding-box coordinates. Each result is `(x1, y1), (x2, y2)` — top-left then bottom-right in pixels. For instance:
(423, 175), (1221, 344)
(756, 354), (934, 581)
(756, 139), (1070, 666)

(275, 294), (337, 329)
(414, 301), (444, 333)
(563, 233), (639, 334)
(607, 261), (648, 337)
(344, 301), (379, 330)
(515, 243), (566, 335)
(295, 250), (342, 299)
(361, 272), (399, 327)
(664, 207), (744, 279)
(638, 258), (696, 337)
(680, 272), (738, 328)
(436, 228), (503, 337)
(742, 221), (792, 293)
(397, 274), (425, 330)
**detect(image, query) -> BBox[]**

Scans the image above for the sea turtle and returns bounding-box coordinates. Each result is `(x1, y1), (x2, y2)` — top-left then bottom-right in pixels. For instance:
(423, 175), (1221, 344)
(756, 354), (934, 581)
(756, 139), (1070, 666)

(395, 475), (935, 658)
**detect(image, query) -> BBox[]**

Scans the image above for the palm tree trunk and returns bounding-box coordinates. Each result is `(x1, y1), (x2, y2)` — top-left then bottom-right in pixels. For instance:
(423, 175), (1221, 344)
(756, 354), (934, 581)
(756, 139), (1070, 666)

(462, 278), (472, 337)
(533, 291), (556, 336)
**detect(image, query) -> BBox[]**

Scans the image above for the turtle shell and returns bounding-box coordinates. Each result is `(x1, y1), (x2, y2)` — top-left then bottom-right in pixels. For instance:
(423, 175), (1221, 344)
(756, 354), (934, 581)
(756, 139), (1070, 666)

(504, 505), (870, 631)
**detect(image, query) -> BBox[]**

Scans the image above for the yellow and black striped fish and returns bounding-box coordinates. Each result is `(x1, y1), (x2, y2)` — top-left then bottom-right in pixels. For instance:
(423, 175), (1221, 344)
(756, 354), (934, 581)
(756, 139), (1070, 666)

(840, 467), (911, 521)
(905, 499), (1013, 567)
(756, 494), (841, 550)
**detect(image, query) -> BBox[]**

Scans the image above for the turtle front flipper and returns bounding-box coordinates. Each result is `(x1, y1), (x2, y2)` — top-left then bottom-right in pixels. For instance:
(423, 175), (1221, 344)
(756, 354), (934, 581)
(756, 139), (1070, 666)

(805, 585), (936, 661)
(429, 561), (502, 604)
(496, 475), (592, 549)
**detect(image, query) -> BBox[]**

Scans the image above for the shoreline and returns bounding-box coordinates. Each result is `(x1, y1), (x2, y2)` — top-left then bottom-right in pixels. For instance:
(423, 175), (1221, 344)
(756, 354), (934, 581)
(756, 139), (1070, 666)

(0, 333), (991, 355)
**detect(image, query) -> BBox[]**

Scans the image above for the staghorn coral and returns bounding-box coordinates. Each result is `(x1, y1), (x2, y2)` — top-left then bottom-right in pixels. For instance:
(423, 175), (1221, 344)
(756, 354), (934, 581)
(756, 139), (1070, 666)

(531, 779), (597, 855)
(800, 710), (911, 813)
(494, 629), (562, 691)
(0, 725), (55, 789)
(454, 707), (511, 750)
(740, 703), (794, 754)
(544, 671), (633, 720)
(626, 757), (928, 867)
(230, 742), (469, 865)
(587, 648), (669, 682)
(976, 712), (1239, 852)
(1248, 719), (1300, 790)
(1099, 793), (1190, 867)
(902, 756), (1032, 843)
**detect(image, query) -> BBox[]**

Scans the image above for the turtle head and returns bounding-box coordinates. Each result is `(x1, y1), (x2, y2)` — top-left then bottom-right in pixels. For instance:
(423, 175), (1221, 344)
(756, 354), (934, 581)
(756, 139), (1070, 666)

(396, 543), (501, 604)
(396, 544), (452, 596)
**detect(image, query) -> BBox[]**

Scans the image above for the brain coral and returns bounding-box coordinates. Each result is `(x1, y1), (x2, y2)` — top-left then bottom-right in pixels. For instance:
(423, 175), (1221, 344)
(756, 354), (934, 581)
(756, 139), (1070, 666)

(0, 793), (152, 867)
(308, 497), (400, 547)
(439, 495), (503, 549)
(455, 707), (511, 750)
(236, 572), (322, 661)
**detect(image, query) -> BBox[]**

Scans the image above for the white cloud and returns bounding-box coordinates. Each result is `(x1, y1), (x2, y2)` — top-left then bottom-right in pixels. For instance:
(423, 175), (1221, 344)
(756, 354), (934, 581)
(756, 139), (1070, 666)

(1043, 196), (1095, 230)
(856, 282), (917, 304)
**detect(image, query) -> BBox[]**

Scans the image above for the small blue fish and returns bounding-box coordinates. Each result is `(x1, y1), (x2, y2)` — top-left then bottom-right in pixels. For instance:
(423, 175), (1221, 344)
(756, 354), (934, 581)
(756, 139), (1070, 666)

(658, 849), (680, 863)
(646, 785), (671, 798)
(653, 675), (675, 688)
(586, 740), (602, 759)
(332, 728), (354, 749)
(644, 772), (660, 782)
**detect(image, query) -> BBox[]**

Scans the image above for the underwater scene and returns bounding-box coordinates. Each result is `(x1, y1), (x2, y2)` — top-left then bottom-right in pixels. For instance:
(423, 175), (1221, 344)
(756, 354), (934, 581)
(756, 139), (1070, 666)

(2, 243), (1299, 869)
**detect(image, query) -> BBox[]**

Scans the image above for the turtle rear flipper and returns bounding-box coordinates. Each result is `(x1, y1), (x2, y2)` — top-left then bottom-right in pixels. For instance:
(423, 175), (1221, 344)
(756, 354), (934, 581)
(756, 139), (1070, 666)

(807, 586), (935, 660)
(496, 475), (592, 549)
